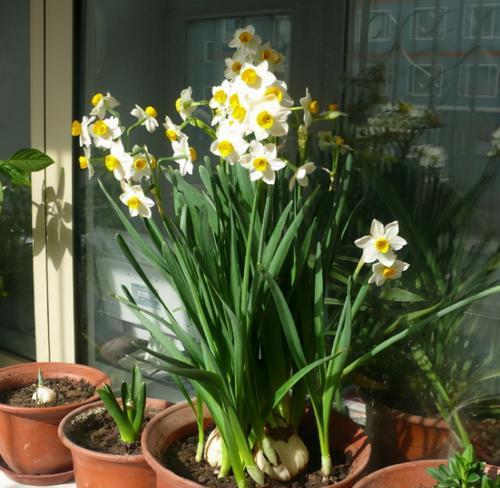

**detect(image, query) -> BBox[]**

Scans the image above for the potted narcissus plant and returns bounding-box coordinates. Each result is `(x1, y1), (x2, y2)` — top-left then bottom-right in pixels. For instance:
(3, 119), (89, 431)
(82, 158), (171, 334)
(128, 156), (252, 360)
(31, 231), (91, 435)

(72, 25), (496, 488)
(59, 365), (170, 488)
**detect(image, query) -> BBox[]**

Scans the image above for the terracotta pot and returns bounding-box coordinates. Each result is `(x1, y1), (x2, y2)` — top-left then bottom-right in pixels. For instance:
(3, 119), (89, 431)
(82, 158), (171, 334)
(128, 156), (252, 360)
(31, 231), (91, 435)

(142, 400), (371, 488)
(59, 398), (171, 488)
(366, 401), (452, 466)
(352, 459), (499, 488)
(0, 362), (109, 476)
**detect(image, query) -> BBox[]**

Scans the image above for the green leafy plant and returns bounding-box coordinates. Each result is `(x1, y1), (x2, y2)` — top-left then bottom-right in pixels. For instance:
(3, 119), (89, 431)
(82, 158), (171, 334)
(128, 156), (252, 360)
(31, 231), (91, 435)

(428, 445), (500, 488)
(97, 364), (146, 444)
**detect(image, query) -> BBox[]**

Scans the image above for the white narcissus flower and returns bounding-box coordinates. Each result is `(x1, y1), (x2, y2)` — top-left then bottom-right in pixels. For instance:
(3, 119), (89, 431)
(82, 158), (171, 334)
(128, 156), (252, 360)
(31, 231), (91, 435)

(78, 146), (94, 178)
(89, 116), (123, 149)
(257, 42), (285, 73)
(78, 115), (95, 148)
(299, 88), (319, 129)
(175, 87), (195, 121)
(234, 61), (276, 101)
(227, 93), (251, 130)
(32, 386), (57, 406)
(318, 131), (334, 151)
(264, 80), (293, 108)
(209, 80), (232, 111)
(163, 115), (183, 142)
(369, 260), (410, 287)
(248, 96), (291, 141)
(210, 122), (249, 165)
(354, 219), (407, 267)
(90, 92), (119, 119)
(228, 25), (262, 54)
(224, 52), (249, 80)
(131, 104), (159, 133)
(104, 141), (134, 181)
(119, 181), (155, 218)
(289, 162), (316, 190)
(240, 141), (286, 185)
(130, 145), (154, 182)
(171, 134), (197, 176)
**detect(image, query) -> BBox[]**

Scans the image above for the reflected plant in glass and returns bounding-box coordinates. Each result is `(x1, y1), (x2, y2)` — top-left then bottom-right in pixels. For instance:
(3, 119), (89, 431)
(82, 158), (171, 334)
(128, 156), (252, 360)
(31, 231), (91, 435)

(73, 27), (495, 488)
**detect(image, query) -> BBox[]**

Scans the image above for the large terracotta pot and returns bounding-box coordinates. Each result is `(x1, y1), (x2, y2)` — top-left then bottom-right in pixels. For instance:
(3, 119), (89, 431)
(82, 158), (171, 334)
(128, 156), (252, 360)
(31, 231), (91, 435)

(366, 401), (452, 466)
(59, 398), (171, 488)
(0, 362), (109, 477)
(142, 400), (371, 488)
(352, 459), (499, 488)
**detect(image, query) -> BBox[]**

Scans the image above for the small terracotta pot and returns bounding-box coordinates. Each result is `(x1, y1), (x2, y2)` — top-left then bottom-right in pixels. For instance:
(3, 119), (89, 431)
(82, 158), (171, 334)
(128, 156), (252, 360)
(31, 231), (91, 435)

(366, 401), (451, 466)
(0, 362), (109, 476)
(142, 400), (371, 488)
(352, 459), (499, 488)
(59, 398), (171, 488)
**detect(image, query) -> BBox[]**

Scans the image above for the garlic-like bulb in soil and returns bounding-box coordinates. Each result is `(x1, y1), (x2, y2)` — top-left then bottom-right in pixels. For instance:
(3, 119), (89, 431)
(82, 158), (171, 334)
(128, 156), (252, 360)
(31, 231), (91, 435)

(204, 427), (223, 469)
(32, 386), (57, 406)
(255, 429), (309, 482)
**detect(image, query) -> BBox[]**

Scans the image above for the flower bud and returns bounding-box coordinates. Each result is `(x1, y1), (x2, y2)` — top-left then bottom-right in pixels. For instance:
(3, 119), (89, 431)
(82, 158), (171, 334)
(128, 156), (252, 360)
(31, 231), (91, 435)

(32, 386), (57, 406)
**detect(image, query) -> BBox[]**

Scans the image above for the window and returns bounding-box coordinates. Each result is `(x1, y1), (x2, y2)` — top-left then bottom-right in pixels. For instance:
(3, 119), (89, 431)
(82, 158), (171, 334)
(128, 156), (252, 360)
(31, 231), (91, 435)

(368, 10), (392, 42)
(413, 7), (447, 40)
(464, 4), (500, 39)
(410, 64), (444, 97)
(461, 64), (499, 98)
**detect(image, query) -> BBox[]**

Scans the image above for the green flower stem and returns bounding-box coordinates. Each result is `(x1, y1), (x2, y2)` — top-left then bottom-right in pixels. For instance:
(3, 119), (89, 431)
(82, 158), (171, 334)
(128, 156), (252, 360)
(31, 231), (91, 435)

(218, 441), (231, 478)
(195, 396), (205, 463)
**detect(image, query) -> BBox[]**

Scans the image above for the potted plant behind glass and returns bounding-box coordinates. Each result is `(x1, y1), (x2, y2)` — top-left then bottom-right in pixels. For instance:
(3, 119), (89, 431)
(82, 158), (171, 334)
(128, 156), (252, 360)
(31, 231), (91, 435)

(73, 26), (499, 488)
(343, 67), (500, 466)
(59, 364), (170, 488)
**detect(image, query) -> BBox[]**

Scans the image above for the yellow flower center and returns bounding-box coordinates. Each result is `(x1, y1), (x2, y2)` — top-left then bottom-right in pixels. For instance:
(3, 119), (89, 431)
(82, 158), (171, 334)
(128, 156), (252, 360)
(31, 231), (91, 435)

(257, 111), (274, 129)
(134, 158), (147, 170)
(78, 156), (88, 169)
(230, 94), (240, 109)
(93, 120), (109, 136)
(239, 31), (252, 44)
(253, 157), (268, 172)
(145, 106), (157, 118)
(71, 120), (81, 136)
(189, 147), (197, 161)
(213, 90), (227, 105)
(241, 68), (259, 86)
(334, 136), (344, 146)
(127, 196), (141, 209)
(233, 105), (247, 123)
(269, 50), (282, 64)
(150, 157), (157, 169)
(265, 86), (283, 102)
(382, 267), (396, 279)
(328, 103), (339, 111)
(231, 61), (242, 74)
(91, 93), (103, 106)
(309, 100), (319, 114)
(165, 129), (178, 141)
(175, 98), (182, 113)
(217, 140), (234, 158)
(104, 155), (120, 171)
(375, 238), (390, 254)
(260, 49), (273, 61)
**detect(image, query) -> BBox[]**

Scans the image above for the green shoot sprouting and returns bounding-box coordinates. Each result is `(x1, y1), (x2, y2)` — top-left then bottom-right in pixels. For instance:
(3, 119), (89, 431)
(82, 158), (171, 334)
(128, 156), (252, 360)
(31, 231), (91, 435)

(427, 445), (500, 488)
(97, 364), (146, 444)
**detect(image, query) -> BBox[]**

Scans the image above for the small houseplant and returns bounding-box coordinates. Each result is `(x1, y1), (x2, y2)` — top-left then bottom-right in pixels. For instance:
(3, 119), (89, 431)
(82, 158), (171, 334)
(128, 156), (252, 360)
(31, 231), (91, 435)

(58, 364), (169, 488)
(73, 26), (497, 488)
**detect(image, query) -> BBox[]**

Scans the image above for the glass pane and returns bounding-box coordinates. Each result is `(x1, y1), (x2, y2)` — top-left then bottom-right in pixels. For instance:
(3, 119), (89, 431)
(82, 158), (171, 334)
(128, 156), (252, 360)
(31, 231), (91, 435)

(347, 0), (500, 460)
(75, 0), (292, 394)
(0, 0), (36, 360)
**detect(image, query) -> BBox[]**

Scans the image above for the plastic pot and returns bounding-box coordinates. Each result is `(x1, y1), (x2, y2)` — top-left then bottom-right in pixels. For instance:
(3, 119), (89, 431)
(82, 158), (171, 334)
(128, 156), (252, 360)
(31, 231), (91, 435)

(142, 400), (371, 488)
(59, 397), (171, 488)
(0, 362), (109, 476)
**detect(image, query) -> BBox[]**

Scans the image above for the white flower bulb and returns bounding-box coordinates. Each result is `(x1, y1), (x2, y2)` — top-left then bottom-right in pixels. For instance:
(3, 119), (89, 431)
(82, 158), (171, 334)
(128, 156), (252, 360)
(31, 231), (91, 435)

(255, 431), (309, 482)
(32, 386), (57, 406)
(204, 428), (223, 469)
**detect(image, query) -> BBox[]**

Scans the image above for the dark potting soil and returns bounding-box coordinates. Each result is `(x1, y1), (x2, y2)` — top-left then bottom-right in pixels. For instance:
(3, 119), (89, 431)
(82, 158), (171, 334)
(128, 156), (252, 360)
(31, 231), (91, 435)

(0, 377), (95, 407)
(66, 407), (160, 456)
(162, 429), (351, 488)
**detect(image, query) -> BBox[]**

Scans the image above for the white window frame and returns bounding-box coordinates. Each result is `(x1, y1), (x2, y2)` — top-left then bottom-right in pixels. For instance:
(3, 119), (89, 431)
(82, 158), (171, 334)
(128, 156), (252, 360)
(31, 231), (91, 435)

(412, 7), (447, 41)
(30, 0), (75, 362)
(409, 63), (444, 97)
(461, 63), (499, 98)
(367, 9), (393, 43)
(463, 4), (500, 39)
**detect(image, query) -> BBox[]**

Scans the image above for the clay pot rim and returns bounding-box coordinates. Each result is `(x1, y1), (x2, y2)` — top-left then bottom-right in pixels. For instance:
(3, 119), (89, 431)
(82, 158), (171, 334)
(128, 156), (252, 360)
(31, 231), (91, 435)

(142, 400), (371, 488)
(352, 459), (500, 488)
(58, 398), (169, 464)
(371, 400), (449, 429)
(0, 362), (110, 415)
